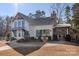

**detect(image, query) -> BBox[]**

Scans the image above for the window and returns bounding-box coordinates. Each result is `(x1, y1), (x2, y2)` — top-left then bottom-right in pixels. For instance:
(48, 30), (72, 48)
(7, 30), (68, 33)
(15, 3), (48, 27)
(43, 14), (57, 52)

(18, 32), (21, 37)
(36, 30), (41, 37)
(22, 21), (25, 28)
(14, 22), (17, 28)
(40, 30), (42, 36)
(44, 30), (46, 33)
(18, 21), (22, 27)
(36, 29), (50, 37)
(45, 30), (50, 36)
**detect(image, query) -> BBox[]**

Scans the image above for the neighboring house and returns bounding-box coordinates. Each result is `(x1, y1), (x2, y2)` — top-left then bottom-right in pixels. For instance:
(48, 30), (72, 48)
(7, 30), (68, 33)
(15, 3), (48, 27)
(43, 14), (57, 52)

(10, 12), (71, 41)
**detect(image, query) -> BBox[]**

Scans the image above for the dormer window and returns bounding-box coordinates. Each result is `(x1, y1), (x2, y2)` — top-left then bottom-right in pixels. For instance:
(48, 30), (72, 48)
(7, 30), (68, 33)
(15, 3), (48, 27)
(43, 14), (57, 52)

(22, 21), (25, 28)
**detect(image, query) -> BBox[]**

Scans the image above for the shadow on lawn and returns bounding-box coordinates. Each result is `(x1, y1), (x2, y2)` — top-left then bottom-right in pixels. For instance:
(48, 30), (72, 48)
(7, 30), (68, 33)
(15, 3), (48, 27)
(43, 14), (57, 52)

(6, 42), (45, 56)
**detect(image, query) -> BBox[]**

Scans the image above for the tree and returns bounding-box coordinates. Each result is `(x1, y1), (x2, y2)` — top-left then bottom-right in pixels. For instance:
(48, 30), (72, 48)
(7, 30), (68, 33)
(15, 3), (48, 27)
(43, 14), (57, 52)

(2, 16), (11, 40)
(51, 10), (58, 25)
(50, 3), (67, 23)
(72, 3), (79, 30)
(41, 11), (45, 16)
(28, 13), (33, 17)
(28, 10), (45, 18)
(35, 10), (45, 18)
(6, 16), (11, 36)
(35, 10), (42, 18)
(65, 5), (71, 23)
(0, 20), (4, 37)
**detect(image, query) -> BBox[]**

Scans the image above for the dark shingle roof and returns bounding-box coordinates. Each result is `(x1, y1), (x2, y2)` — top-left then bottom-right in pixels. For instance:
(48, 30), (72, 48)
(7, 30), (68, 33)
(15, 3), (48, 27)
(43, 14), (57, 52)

(27, 17), (56, 25)
(13, 12), (57, 25)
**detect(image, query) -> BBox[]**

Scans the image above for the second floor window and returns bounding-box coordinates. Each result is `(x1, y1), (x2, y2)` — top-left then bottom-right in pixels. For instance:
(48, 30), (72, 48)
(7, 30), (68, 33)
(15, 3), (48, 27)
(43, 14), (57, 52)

(14, 20), (25, 28)
(14, 22), (17, 28)
(22, 21), (25, 28)
(18, 21), (22, 27)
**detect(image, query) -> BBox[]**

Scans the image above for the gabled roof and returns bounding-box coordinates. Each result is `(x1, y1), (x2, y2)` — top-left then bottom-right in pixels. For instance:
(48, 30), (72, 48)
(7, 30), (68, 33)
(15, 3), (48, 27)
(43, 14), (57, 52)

(13, 12), (57, 25)
(12, 12), (29, 22)
(14, 12), (28, 20)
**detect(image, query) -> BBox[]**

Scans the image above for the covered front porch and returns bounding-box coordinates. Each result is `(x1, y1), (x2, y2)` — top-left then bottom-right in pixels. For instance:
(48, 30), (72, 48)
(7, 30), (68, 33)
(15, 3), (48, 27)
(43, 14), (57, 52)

(53, 24), (71, 41)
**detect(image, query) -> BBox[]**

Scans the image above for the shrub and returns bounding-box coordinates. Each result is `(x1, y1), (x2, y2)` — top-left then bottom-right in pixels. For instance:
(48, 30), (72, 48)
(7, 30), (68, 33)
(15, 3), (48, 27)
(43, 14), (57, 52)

(11, 37), (16, 41)
(65, 34), (71, 41)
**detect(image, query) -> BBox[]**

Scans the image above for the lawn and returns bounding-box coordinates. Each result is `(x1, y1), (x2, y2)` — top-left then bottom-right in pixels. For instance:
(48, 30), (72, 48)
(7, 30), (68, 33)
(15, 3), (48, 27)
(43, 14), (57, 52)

(0, 41), (79, 56)
(0, 40), (8, 47)
(28, 41), (79, 56)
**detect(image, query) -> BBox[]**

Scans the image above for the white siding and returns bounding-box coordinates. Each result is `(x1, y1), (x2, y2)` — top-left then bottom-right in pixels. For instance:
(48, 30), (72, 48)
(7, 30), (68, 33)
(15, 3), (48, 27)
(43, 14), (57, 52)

(10, 19), (30, 39)
(29, 25), (54, 38)
(11, 20), (18, 29)
(29, 25), (35, 37)
(11, 19), (30, 30)
(10, 19), (54, 40)
(24, 20), (30, 31)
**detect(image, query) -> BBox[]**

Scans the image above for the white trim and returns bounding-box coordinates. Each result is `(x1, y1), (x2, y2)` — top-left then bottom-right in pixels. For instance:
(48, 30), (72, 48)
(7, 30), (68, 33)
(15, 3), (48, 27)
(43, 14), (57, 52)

(55, 24), (71, 27)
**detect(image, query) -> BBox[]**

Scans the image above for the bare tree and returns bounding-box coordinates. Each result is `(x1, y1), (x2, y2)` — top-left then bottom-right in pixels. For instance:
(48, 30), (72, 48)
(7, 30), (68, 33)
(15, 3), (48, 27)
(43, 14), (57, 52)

(0, 17), (4, 37)
(35, 10), (45, 18)
(4, 16), (11, 40)
(28, 10), (46, 19)
(50, 3), (67, 23)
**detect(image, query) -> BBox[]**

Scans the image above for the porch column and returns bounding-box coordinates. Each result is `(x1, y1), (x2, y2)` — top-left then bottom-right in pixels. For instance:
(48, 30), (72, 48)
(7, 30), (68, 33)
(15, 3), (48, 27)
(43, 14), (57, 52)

(50, 29), (53, 40)
(16, 30), (18, 38)
(67, 28), (69, 34)
(11, 31), (14, 37)
(20, 30), (23, 37)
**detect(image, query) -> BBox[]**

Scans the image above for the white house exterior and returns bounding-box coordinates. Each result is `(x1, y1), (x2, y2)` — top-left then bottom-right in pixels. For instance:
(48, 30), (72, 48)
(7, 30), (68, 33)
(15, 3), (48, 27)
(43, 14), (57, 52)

(10, 12), (71, 41)
(10, 12), (57, 40)
(29, 25), (54, 40)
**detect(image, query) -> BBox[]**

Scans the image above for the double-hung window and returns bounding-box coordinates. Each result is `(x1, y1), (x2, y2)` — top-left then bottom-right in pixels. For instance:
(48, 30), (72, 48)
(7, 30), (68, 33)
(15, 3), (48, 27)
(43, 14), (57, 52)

(18, 21), (22, 28)
(14, 22), (17, 28)
(22, 21), (25, 29)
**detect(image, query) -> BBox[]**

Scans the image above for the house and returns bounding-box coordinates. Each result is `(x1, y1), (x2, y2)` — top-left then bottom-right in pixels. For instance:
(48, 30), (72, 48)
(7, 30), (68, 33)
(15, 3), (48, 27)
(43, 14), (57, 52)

(10, 12), (71, 41)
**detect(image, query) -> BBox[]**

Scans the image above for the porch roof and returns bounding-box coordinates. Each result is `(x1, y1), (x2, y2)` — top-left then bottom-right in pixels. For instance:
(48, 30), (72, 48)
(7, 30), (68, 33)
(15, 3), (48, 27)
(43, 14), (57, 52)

(55, 24), (71, 27)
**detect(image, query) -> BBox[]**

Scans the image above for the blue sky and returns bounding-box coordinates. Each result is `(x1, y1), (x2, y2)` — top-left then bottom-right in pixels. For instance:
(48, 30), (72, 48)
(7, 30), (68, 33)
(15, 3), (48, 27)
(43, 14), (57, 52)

(0, 3), (73, 17)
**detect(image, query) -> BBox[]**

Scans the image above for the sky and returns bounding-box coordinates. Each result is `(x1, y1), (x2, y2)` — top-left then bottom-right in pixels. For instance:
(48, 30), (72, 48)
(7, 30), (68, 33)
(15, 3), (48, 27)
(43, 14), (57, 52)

(0, 3), (74, 17)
